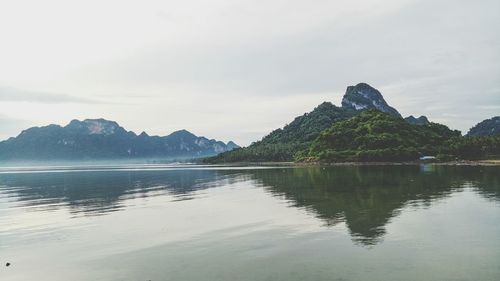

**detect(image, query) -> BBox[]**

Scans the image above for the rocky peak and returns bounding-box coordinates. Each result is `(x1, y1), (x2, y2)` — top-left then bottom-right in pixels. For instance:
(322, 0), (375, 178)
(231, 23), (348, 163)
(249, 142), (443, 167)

(226, 141), (240, 150)
(65, 118), (127, 135)
(404, 115), (430, 125)
(166, 129), (198, 141)
(341, 83), (402, 117)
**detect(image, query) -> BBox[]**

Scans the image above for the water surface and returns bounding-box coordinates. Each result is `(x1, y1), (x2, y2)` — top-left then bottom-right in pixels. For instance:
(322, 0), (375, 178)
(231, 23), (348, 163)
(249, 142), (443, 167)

(1, 164), (499, 280)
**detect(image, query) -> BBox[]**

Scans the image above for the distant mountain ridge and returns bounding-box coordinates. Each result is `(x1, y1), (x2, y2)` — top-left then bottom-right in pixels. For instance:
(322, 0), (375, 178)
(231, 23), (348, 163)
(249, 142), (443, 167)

(0, 119), (239, 160)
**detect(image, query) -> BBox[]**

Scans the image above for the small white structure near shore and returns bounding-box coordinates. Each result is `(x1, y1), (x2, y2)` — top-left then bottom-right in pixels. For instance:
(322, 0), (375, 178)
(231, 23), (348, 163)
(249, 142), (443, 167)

(419, 156), (436, 161)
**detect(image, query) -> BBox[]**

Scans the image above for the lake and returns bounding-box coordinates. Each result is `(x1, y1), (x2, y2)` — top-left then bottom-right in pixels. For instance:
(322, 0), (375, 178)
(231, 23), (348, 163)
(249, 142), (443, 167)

(0, 164), (499, 281)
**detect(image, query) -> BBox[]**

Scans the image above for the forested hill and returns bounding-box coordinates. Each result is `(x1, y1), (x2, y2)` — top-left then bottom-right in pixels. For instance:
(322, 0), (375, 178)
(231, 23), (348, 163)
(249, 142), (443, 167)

(205, 83), (406, 163)
(0, 119), (239, 161)
(467, 116), (500, 136)
(304, 110), (500, 162)
(206, 83), (500, 163)
(304, 110), (462, 162)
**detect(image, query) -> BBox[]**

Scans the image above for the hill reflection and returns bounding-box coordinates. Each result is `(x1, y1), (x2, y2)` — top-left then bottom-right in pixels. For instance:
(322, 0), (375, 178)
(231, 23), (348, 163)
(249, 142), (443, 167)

(0, 165), (498, 245)
(0, 169), (243, 216)
(250, 165), (500, 245)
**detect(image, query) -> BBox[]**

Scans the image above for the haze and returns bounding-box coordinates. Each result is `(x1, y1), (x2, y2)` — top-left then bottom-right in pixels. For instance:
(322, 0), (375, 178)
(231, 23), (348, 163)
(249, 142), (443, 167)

(0, 0), (499, 145)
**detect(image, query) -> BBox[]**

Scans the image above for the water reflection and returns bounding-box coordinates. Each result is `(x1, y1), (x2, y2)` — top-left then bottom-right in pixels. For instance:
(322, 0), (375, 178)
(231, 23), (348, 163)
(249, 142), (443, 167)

(0, 165), (498, 245)
(250, 166), (500, 245)
(0, 169), (243, 216)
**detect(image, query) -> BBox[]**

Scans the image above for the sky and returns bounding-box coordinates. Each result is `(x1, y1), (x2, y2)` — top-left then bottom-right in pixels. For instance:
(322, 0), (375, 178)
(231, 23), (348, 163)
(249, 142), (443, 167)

(0, 0), (499, 146)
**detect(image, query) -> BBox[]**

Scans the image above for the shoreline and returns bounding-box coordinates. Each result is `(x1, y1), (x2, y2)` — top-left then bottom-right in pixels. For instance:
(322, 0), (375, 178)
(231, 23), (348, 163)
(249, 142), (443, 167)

(306, 160), (500, 166)
(213, 160), (500, 167)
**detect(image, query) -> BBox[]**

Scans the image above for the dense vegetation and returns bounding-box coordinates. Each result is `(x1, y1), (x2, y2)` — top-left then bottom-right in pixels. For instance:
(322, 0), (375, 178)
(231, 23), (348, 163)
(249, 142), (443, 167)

(303, 110), (462, 162)
(260, 103), (355, 144)
(206, 82), (414, 163)
(441, 135), (500, 160)
(207, 109), (500, 163)
(206, 82), (499, 163)
(205, 102), (356, 162)
(302, 110), (500, 162)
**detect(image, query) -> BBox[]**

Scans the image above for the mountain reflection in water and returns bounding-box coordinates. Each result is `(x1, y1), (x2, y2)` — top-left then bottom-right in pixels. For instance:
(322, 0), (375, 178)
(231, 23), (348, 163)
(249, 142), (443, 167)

(0, 165), (498, 246)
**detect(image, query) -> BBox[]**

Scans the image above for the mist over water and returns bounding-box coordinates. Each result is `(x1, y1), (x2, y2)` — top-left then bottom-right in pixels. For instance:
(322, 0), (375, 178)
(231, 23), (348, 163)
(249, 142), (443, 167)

(1, 164), (499, 281)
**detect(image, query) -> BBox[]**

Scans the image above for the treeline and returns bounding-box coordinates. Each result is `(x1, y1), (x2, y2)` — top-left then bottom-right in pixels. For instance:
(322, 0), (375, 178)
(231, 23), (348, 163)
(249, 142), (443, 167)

(206, 102), (354, 163)
(303, 110), (462, 162)
(441, 136), (500, 160)
(206, 110), (500, 163)
(207, 143), (303, 163)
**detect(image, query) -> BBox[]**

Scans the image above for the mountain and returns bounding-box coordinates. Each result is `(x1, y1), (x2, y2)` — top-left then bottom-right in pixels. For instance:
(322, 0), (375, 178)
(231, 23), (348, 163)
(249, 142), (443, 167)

(226, 141), (240, 150)
(261, 102), (355, 144)
(341, 83), (402, 117)
(404, 115), (430, 125)
(467, 116), (500, 136)
(205, 83), (401, 163)
(0, 119), (239, 161)
(305, 110), (461, 162)
(205, 102), (356, 162)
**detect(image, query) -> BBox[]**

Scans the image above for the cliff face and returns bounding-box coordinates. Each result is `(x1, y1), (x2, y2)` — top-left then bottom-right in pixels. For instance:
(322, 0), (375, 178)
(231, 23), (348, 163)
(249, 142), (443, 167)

(341, 83), (402, 117)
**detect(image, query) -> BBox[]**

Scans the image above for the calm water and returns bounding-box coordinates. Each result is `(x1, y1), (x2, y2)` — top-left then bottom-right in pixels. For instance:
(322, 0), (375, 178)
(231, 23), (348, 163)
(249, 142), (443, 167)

(0, 164), (499, 281)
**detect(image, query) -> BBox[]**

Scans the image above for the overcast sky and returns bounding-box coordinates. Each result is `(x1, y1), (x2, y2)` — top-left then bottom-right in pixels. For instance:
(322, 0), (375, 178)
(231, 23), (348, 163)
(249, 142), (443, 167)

(0, 0), (499, 145)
